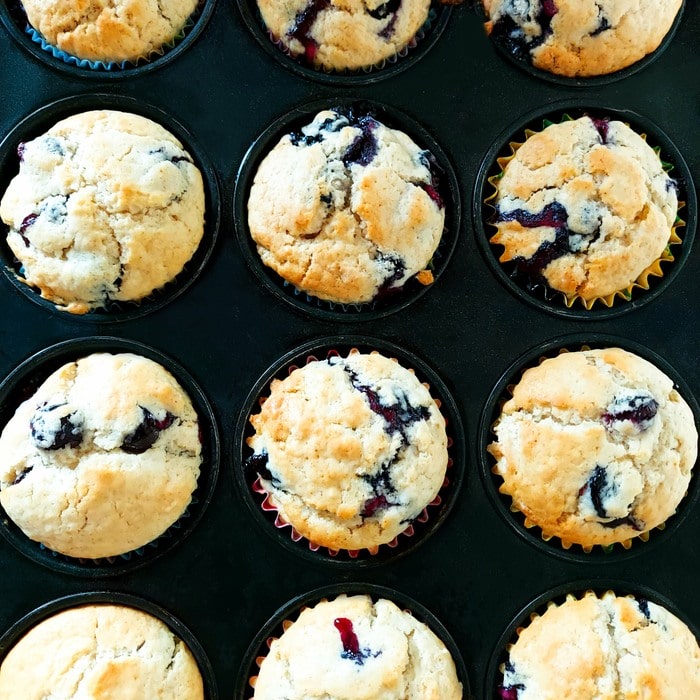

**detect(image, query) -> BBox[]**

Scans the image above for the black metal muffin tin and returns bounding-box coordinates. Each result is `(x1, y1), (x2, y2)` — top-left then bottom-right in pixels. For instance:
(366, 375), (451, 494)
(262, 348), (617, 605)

(0, 1), (698, 697)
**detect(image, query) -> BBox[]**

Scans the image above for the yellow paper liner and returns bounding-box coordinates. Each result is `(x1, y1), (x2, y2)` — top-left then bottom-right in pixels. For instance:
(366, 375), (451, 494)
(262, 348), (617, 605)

(487, 345), (687, 554)
(484, 116), (685, 310)
(247, 347), (454, 559)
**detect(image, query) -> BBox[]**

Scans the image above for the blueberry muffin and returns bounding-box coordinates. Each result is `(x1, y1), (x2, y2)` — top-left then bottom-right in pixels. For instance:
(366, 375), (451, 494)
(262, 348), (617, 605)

(488, 347), (698, 548)
(247, 108), (445, 306)
(20, 0), (198, 64)
(246, 351), (448, 551)
(500, 591), (700, 699)
(0, 352), (202, 559)
(0, 110), (205, 314)
(489, 115), (678, 304)
(256, 0), (432, 71)
(253, 594), (462, 699)
(482, 0), (683, 78)
(0, 604), (204, 699)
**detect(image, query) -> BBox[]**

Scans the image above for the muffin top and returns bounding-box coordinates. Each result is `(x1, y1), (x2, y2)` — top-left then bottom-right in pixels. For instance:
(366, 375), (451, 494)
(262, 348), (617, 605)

(501, 591), (700, 699)
(247, 108), (445, 306)
(247, 351), (448, 550)
(256, 0), (432, 71)
(21, 0), (199, 64)
(483, 0), (683, 78)
(488, 347), (698, 548)
(0, 109), (205, 314)
(0, 352), (202, 559)
(253, 594), (462, 699)
(489, 115), (677, 302)
(0, 604), (204, 699)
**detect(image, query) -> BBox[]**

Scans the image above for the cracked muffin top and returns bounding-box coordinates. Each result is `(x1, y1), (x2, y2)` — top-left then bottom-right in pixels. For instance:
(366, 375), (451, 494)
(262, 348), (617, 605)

(255, 0), (433, 72)
(246, 107), (445, 306)
(0, 604), (204, 699)
(0, 352), (202, 559)
(245, 351), (448, 551)
(482, 0), (683, 78)
(0, 110), (205, 314)
(20, 0), (199, 64)
(488, 115), (678, 303)
(499, 591), (700, 699)
(252, 594), (462, 699)
(488, 347), (698, 548)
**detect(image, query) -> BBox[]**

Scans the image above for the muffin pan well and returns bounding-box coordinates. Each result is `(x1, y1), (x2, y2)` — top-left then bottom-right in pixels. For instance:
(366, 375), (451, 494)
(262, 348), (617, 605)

(0, 1), (698, 698)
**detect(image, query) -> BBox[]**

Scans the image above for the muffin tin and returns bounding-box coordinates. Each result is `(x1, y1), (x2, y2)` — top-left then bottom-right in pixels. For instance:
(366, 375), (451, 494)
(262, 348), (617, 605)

(0, 1), (698, 698)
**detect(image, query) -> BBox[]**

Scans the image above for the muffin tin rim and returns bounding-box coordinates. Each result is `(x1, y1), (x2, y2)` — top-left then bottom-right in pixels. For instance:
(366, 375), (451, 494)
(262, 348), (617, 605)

(0, 91), (222, 322)
(471, 99), (698, 320)
(234, 580), (470, 700)
(473, 0), (687, 87)
(0, 334), (222, 578)
(477, 331), (700, 564)
(0, 590), (220, 700)
(0, 0), (219, 79)
(232, 96), (462, 322)
(232, 333), (466, 567)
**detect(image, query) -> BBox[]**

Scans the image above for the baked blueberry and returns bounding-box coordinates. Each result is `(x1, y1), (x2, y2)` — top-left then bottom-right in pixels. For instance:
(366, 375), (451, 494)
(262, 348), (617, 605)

(121, 407), (176, 454)
(603, 393), (658, 433)
(30, 402), (83, 450)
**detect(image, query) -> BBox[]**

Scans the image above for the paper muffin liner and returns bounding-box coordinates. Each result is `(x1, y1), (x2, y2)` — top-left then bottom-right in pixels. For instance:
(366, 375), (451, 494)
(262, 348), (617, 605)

(234, 336), (464, 567)
(236, 0), (453, 85)
(473, 104), (697, 320)
(2, 0), (214, 77)
(233, 98), (460, 323)
(478, 333), (700, 562)
(486, 581), (700, 700)
(0, 93), (221, 321)
(0, 336), (220, 578)
(0, 591), (219, 699)
(475, 0), (686, 87)
(236, 583), (469, 700)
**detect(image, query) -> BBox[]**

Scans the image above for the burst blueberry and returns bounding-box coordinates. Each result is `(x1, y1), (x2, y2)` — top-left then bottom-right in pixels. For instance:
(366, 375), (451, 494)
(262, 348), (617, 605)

(121, 407), (175, 454)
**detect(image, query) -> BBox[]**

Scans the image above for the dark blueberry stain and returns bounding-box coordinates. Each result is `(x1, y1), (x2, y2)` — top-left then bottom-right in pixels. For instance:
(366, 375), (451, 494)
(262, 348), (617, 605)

(342, 116), (379, 167)
(289, 116), (338, 146)
(418, 150), (445, 209)
(590, 117), (610, 144)
(490, 0), (558, 63)
(287, 0), (330, 62)
(30, 403), (83, 450)
(44, 136), (65, 157)
(121, 407), (175, 454)
(320, 193), (333, 204)
(19, 213), (38, 246)
(603, 394), (658, 431)
(333, 618), (380, 665)
(17, 141), (26, 162)
(44, 196), (68, 225)
(586, 465), (613, 519)
(113, 264), (125, 290)
(498, 686), (523, 700)
(360, 494), (391, 517)
(367, 0), (400, 20)
(11, 466), (33, 485)
(170, 155), (192, 165)
(376, 253), (406, 296)
(637, 598), (651, 619)
(245, 450), (282, 487)
(496, 201), (594, 291)
(601, 515), (643, 531)
(590, 15), (610, 36)
(420, 183), (444, 209)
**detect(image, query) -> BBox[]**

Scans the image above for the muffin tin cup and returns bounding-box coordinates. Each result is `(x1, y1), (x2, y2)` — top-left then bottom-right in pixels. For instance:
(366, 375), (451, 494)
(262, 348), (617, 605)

(235, 0), (453, 85)
(0, 591), (219, 699)
(0, 93), (221, 321)
(473, 0), (686, 87)
(233, 335), (465, 567)
(473, 100), (697, 320)
(235, 581), (470, 699)
(0, 0), (217, 78)
(233, 97), (461, 322)
(478, 332), (700, 564)
(0, 336), (221, 577)
(484, 578), (700, 700)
